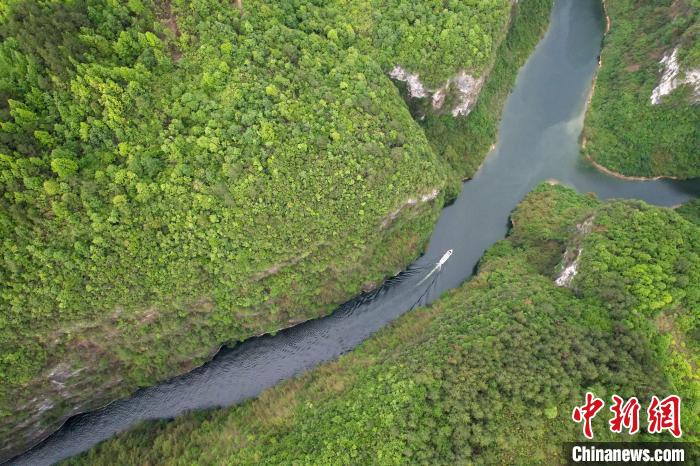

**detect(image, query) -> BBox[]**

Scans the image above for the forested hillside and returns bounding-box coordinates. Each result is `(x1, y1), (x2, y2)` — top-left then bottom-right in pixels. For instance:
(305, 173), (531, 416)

(583, 0), (700, 178)
(678, 197), (700, 225)
(67, 183), (700, 465)
(0, 0), (555, 459)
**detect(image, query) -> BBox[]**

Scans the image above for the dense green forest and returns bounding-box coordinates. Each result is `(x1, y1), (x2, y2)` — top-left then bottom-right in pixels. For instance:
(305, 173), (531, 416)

(67, 183), (700, 465)
(582, 0), (700, 178)
(678, 197), (700, 225)
(0, 0), (557, 458)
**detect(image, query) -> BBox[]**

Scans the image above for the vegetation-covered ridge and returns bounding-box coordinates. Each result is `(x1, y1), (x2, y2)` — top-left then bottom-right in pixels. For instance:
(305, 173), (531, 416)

(583, 0), (700, 178)
(66, 183), (700, 465)
(0, 0), (550, 459)
(420, 0), (553, 181)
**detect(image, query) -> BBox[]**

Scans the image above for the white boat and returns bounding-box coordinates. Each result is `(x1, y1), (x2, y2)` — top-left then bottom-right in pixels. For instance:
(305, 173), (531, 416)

(417, 249), (453, 286)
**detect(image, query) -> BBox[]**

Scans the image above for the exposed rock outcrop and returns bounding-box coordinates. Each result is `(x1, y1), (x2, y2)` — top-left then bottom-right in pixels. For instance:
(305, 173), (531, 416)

(381, 188), (440, 228)
(388, 66), (428, 98)
(555, 249), (581, 287)
(650, 47), (700, 105)
(389, 66), (485, 117)
(555, 216), (594, 288)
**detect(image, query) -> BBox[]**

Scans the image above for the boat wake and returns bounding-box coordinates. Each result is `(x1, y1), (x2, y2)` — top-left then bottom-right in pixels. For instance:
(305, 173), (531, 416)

(416, 249), (453, 287)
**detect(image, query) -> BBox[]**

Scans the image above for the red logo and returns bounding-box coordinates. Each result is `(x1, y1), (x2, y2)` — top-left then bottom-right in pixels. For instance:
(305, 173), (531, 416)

(571, 393), (681, 439)
(609, 395), (640, 434)
(647, 395), (682, 438)
(572, 392), (605, 439)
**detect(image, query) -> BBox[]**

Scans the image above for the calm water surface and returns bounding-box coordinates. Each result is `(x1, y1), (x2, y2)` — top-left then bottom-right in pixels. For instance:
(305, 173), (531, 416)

(10, 0), (700, 464)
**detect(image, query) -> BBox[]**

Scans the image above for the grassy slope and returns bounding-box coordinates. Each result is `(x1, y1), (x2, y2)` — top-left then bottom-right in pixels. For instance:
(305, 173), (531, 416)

(67, 183), (700, 465)
(582, 0), (700, 178)
(0, 0), (549, 458)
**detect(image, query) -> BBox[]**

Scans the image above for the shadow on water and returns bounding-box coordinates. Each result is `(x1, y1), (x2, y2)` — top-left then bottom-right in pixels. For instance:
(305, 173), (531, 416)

(9, 253), (443, 466)
(9, 0), (700, 464)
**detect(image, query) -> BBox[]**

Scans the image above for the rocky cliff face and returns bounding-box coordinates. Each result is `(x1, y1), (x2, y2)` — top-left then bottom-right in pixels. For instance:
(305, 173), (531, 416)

(0, 191), (443, 463)
(554, 216), (594, 287)
(0, 0), (531, 460)
(0, 302), (219, 462)
(389, 66), (486, 117)
(650, 47), (700, 105)
(387, 0), (521, 118)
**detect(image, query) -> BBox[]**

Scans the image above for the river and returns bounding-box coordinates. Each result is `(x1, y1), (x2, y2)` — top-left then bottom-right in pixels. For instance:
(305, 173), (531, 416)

(10, 0), (700, 464)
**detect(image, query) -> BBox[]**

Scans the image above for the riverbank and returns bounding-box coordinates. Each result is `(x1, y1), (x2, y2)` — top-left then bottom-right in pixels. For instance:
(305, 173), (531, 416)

(603, 0), (611, 34)
(580, 0), (681, 182)
(14, 1), (700, 462)
(64, 183), (700, 464)
(0, 188), (443, 462)
(584, 153), (680, 181)
(0, 0), (548, 461)
(421, 0), (554, 190)
(427, 0), (554, 187)
(581, 0), (700, 178)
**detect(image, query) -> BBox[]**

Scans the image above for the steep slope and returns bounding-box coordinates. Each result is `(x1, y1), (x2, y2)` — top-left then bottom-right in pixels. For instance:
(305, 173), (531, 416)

(582, 0), (700, 178)
(66, 183), (699, 464)
(678, 198), (700, 225)
(0, 0), (550, 459)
